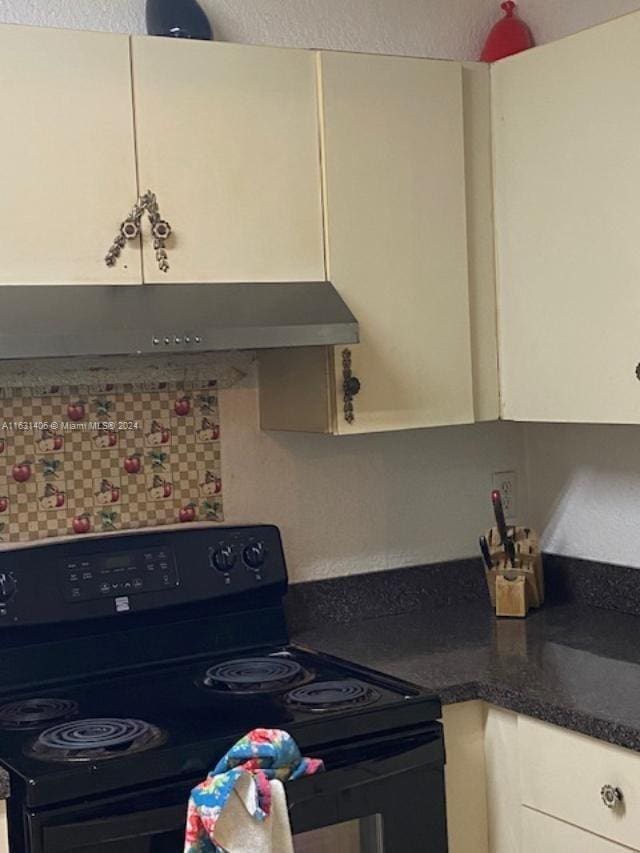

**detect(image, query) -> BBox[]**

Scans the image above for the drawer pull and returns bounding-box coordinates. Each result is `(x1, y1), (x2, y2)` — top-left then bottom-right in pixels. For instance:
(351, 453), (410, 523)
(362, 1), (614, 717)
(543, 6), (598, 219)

(600, 784), (623, 809)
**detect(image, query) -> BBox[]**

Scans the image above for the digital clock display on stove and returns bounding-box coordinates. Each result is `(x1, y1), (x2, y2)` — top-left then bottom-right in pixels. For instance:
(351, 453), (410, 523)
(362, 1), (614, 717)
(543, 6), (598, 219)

(103, 553), (134, 570)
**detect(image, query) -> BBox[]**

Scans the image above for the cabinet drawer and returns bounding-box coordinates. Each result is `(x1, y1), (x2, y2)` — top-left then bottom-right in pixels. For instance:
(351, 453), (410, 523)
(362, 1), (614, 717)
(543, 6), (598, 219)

(519, 716), (640, 848)
(522, 807), (638, 852)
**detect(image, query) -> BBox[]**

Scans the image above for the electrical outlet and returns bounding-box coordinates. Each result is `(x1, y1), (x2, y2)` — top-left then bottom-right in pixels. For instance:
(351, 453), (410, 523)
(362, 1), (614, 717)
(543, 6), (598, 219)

(492, 470), (518, 521)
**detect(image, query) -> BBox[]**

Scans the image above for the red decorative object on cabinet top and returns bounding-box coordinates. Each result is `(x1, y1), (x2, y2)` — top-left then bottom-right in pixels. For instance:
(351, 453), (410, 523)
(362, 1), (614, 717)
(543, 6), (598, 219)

(481, 1), (534, 62)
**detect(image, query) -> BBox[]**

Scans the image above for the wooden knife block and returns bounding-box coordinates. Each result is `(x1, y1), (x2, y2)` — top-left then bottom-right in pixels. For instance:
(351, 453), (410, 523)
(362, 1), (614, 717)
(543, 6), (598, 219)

(484, 526), (544, 618)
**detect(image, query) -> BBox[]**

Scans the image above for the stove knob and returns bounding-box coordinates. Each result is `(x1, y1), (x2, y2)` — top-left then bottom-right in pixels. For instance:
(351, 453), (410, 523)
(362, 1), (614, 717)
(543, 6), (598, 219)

(0, 573), (17, 604)
(210, 545), (236, 573)
(243, 542), (266, 571)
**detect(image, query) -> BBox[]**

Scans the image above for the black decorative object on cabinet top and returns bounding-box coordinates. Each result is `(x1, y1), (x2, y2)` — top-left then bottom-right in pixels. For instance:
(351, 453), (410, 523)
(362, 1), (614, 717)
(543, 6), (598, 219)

(146, 0), (213, 40)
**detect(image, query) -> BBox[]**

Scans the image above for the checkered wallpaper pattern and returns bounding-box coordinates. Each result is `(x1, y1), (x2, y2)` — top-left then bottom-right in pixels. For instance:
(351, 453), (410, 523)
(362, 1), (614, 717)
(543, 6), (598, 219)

(0, 380), (223, 542)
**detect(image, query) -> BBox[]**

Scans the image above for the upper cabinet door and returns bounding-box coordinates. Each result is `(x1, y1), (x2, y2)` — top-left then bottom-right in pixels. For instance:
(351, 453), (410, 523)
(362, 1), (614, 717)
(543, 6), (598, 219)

(319, 51), (474, 433)
(130, 39), (325, 284)
(493, 12), (640, 423)
(0, 25), (140, 285)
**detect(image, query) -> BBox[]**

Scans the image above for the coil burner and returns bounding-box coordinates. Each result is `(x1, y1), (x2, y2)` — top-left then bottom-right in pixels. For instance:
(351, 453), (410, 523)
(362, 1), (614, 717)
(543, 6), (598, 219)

(0, 698), (79, 731)
(202, 656), (312, 696)
(285, 680), (381, 713)
(27, 717), (166, 762)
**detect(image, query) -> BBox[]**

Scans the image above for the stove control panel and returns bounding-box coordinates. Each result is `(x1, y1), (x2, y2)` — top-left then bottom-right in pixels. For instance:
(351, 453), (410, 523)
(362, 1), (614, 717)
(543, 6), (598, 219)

(0, 525), (286, 627)
(60, 546), (179, 603)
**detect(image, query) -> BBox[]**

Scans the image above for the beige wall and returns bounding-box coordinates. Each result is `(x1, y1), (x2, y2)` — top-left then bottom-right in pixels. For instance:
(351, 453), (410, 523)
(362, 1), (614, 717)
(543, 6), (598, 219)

(0, 0), (497, 59)
(4, 0), (640, 58)
(221, 363), (524, 582)
(525, 424), (640, 569)
(516, 0), (640, 44)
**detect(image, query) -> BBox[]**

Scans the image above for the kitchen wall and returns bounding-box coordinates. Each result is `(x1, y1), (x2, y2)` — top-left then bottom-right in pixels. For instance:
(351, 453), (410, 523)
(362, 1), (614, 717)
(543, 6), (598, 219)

(0, 0), (636, 577)
(0, 352), (525, 581)
(3, 0), (640, 55)
(222, 364), (523, 581)
(525, 425), (640, 568)
(514, 0), (640, 43)
(0, 0), (496, 58)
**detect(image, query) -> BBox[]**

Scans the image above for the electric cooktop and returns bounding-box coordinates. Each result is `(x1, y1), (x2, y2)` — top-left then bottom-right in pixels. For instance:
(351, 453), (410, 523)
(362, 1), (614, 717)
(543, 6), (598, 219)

(0, 525), (440, 810)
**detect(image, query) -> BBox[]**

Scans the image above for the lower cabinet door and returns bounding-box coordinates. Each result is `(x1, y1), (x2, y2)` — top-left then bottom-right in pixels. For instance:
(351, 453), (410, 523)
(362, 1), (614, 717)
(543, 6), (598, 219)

(519, 715), (640, 849)
(442, 702), (489, 853)
(522, 807), (639, 853)
(0, 800), (8, 853)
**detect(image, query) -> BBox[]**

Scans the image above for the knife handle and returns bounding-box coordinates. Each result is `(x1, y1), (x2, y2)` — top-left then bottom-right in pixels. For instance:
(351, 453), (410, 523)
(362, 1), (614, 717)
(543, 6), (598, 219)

(491, 489), (509, 544)
(479, 536), (493, 570)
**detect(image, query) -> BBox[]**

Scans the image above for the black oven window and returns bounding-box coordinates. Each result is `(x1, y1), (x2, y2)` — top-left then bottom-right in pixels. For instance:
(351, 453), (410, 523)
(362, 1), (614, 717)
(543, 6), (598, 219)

(68, 831), (185, 853)
(294, 814), (384, 853)
(65, 819), (384, 853)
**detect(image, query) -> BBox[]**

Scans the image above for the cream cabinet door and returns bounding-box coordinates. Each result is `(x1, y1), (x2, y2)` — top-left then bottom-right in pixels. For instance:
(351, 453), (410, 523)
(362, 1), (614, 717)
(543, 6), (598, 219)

(320, 50), (474, 434)
(442, 702), (489, 853)
(0, 800), (8, 853)
(522, 807), (638, 853)
(130, 38), (325, 284)
(493, 11), (640, 423)
(0, 25), (140, 285)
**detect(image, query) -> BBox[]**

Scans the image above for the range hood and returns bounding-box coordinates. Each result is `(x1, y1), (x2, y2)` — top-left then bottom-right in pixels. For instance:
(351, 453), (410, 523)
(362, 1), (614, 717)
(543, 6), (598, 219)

(0, 282), (358, 360)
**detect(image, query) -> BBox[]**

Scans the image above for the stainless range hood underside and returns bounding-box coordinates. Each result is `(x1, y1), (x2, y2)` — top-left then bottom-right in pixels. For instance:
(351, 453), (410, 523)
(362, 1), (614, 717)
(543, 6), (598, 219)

(0, 282), (358, 360)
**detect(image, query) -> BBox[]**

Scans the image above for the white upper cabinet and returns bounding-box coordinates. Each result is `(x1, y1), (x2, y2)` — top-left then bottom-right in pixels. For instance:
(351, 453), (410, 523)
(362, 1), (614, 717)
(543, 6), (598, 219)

(321, 51), (474, 433)
(0, 25), (140, 285)
(130, 38), (325, 284)
(493, 11), (640, 423)
(260, 52), (478, 434)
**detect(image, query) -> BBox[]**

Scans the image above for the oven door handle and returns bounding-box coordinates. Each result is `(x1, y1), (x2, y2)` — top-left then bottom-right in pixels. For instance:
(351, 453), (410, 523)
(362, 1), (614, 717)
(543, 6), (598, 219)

(287, 739), (440, 806)
(41, 803), (187, 851)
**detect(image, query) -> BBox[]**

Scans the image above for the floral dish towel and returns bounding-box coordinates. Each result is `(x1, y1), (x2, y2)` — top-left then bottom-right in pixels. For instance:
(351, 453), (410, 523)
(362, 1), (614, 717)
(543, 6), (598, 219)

(185, 728), (324, 853)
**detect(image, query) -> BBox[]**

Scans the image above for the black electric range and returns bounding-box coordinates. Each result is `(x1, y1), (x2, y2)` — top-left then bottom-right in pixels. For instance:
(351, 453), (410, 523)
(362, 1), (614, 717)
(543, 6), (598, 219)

(0, 525), (447, 853)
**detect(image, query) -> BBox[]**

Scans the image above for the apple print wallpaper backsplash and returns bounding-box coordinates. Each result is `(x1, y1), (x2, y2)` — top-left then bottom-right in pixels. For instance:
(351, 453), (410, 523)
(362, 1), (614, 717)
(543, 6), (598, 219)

(0, 379), (223, 543)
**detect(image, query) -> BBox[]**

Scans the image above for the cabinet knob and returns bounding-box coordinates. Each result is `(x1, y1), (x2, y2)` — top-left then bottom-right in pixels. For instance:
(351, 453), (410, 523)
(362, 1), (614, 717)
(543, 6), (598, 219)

(0, 573), (17, 605)
(344, 376), (361, 397)
(121, 218), (140, 241)
(600, 784), (623, 809)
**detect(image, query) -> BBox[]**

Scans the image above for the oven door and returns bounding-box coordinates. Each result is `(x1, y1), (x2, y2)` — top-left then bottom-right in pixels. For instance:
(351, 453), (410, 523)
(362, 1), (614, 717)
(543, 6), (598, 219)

(22, 725), (446, 853)
(288, 725), (446, 852)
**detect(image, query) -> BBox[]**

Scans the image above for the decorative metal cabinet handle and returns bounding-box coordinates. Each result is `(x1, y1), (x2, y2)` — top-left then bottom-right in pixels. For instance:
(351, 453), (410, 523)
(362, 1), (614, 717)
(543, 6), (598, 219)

(105, 190), (172, 273)
(342, 348), (361, 425)
(600, 784), (623, 809)
(636, 363), (640, 382)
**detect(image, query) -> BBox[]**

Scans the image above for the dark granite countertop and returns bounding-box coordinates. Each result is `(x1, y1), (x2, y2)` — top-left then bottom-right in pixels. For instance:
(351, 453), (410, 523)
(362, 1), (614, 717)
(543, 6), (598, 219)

(290, 558), (640, 754)
(0, 557), (636, 801)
